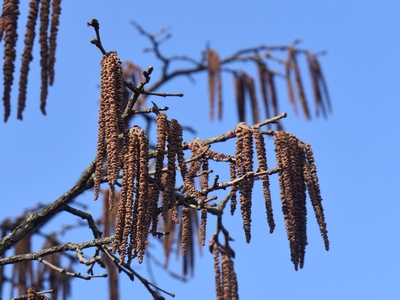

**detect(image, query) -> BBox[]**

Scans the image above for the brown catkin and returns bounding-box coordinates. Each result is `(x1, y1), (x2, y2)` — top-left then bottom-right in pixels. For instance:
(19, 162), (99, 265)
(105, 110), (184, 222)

(275, 131), (297, 268)
(313, 54), (332, 114)
(221, 253), (231, 298)
(201, 158), (209, 190)
(48, 0), (61, 86)
(163, 119), (178, 224)
(266, 68), (279, 118)
(17, 0), (39, 120)
(257, 60), (271, 121)
(39, 0), (50, 115)
(183, 139), (207, 206)
(206, 49), (222, 120)
(213, 245), (223, 300)
(290, 47), (310, 120)
(94, 52), (124, 204)
(234, 73), (245, 122)
(136, 129), (149, 263)
(93, 94), (106, 201)
(113, 128), (137, 256)
(285, 55), (298, 116)
(253, 128), (275, 233)
(287, 134), (307, 269)
(181, 206), (189, 258)
(235, 123), (254, 243)
(200, 208), (207, 246)
(149, 113), (168, 235)
(2, 0), (19, 122)
(306, 52), (324, 118)
(275, 131), (310, 270)
(228, 257), (239, 300)
(303, 143), (329, 250)
(244, 73), (259, 124)
(162, 209), (176, 267)
(229, 161), (238, 215)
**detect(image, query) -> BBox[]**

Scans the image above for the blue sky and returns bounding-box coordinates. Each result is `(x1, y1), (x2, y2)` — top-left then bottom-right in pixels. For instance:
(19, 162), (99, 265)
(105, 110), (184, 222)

(1, 0), (400, 299)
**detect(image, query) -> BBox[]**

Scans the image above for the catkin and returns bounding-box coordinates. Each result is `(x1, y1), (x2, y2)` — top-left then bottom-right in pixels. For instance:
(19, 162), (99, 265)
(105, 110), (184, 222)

(257, 60), (271, 121)
(303, 142), (329, 250)
(200, 207), (207, 246)
(149, 113), (168, 235)
(244, 73), (259, 124)
(206, 48), (222, 120)
(163, 119), (178, 223)
(235, 123), (254, 243)
(275, 131), (310, 270)
(48, 0), (62, 86)
(285, 57), (298, 116)
(254, 128), (275, 233)
(229, 161), (238, 215)
(2, 0), (20, 122)
(39, 0), (50, 115)
(181, 206), (189, 258)
(17, 0), (39, 120)
(234, 73), (245, 122)
(94, 52), (124, 205)
(306, 52), (324, 117)
(289, 47), (310, 120)
(136, 129), (150, 263)
(213, 245), (223, 300)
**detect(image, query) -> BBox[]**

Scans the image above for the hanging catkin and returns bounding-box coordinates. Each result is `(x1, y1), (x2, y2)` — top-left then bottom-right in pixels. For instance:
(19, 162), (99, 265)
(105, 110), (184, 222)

(94, 52), (124, 207)
(206, 48), (222, 120)
(235, 122), (254, 243)
(2, 0), (20, 122)
(48, 0), (62, 86)
(253, 128), (275, 233)
(17, 0), (39, 120)
(39, 0), (50, 115)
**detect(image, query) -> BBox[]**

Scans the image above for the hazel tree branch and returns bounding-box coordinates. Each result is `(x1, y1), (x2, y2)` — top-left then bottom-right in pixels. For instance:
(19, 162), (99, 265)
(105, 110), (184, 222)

(0, 237), (113, 266)
(0, 161), (96, 256)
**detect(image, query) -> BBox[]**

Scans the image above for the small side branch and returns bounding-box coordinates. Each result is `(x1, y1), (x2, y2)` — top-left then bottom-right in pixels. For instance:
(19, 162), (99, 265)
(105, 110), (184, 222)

(37, 257), (107, 280)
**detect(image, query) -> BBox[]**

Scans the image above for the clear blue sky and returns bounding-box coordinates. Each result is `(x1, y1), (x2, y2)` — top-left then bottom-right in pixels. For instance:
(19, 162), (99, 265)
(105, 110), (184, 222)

(1, 1), (399, 299)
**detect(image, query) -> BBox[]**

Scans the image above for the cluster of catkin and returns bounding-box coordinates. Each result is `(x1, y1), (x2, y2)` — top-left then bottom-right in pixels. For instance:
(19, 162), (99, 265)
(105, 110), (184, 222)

(274, 131), (329, 270)
(1, 0), (61, 121)
(285, 47), (331, 119)
(229, 122), (328, 269)
(112, 126), (151, 264)
(213, 244), (239, 300)
(206, 47), (330, 127)
(231, 122), (274, 243)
